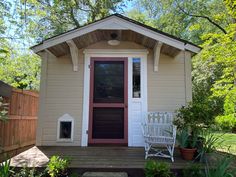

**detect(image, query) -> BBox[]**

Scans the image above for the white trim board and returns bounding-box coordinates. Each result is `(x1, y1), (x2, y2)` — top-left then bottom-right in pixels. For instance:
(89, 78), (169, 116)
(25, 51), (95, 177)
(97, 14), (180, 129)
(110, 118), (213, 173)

(32, 15), (200, 54)
(57, 114), (74, 142)
(81, 49), (148, 147)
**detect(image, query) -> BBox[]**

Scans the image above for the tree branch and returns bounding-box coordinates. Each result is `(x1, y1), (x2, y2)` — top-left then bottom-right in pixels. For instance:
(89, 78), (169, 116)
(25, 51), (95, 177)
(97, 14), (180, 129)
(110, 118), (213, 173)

(69, 7), (80, 27)
(177, 4), (227, 34)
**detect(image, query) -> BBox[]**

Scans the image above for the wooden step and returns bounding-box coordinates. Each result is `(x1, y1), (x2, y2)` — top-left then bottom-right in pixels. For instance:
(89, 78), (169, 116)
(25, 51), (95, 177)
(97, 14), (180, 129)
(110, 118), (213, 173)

(82, 172), (128, 177)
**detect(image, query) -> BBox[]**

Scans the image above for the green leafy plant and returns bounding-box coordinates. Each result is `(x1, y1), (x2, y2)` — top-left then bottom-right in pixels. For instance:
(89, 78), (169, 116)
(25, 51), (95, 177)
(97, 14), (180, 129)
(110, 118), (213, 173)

(0, 160), (13, 177)
(174, 102), (213, 133)
(12, 166), (44, 177)
(183, 163), (204, 177)
(205, 156), (236, 177)
(197, 130), (224, 163)
(46, 155), (70, 177)
(176, 128), (189, 148)
(145, 160), (172, 177)
(176, 128), (198, 149)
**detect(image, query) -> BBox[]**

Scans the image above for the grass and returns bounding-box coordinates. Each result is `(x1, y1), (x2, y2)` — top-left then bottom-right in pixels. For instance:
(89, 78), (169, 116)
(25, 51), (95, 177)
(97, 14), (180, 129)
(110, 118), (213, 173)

(213, 132), (236, 155)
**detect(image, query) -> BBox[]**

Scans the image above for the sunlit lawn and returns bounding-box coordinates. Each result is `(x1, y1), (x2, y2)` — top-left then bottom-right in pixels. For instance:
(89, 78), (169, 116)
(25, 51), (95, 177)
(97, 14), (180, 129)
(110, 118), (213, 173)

(214, 132), (236, 155)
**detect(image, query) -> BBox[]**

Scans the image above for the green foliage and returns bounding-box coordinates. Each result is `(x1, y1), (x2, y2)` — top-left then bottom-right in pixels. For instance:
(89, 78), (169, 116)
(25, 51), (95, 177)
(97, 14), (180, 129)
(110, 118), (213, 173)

(205, 156), (236, 177)
(176, 128), (189, 148)
(22, 0), (128, 41)
(183, 164), (204, 177)
(128, 0), (236, 128)
(128, 0), (230, 44)
(176, 128), (198, 149)
(215, 114), (236, 132)
(224, 0), (236, 18)
(145, 160), (172, 177)
(46, 155), (70, 177)
(0, 96), (8, 121)
(13, 166), (43, 177)
(202, 132), (223, 153)
(215, 89), (236, 132)
(0, 160), (12, 177)
(174, 102), (213, 132)
(197, 130), (224, 162)
(0, 53), (41, 90)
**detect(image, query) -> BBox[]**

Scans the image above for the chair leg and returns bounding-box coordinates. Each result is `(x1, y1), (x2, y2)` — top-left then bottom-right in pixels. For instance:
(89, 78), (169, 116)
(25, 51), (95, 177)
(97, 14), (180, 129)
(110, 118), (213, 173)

(144, 142), (150, 159)
(167, 144), (175, 162)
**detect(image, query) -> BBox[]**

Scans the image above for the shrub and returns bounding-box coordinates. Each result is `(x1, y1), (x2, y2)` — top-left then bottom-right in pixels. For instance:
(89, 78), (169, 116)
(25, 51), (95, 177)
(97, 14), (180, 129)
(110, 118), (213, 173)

(145, 160), (172, 177)
(174, 102), (213, 133)
(215, 114), (236, 132)
(183, 164), (204, 177)
(13, 166), (43, 177)
(46, 155), (70, 177)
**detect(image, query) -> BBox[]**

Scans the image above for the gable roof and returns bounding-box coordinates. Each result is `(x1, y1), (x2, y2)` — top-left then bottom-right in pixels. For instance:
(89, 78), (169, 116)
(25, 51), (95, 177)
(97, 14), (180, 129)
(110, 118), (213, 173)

(31, 13), (201, 54)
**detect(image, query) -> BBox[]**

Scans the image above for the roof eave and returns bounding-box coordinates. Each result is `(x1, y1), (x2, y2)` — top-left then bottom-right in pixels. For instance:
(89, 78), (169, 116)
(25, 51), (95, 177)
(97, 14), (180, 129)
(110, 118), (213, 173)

(31, 14), (201, 54)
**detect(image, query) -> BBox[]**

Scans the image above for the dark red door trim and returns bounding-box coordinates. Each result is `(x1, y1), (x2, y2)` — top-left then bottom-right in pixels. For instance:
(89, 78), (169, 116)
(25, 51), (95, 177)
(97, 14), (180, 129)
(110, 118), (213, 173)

(88, 57), (128, 145)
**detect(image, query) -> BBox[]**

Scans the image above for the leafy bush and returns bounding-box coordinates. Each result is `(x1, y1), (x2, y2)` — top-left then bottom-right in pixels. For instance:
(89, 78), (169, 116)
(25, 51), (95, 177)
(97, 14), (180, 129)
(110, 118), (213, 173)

(145, 160), (172, 177)
(215, 114), (236, 132)
(46, 155), (70, 177)
(13, 166), (43, 177)
(183, 164), (204, 177)
(174, 102), (213, 133)
(215, 88), (236, 132)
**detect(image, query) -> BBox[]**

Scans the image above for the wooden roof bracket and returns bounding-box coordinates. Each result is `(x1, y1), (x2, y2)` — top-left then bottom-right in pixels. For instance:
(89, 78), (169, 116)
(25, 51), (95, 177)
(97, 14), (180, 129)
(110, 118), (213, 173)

(66, 39), (79, 71)
(153, 41), (163, 72)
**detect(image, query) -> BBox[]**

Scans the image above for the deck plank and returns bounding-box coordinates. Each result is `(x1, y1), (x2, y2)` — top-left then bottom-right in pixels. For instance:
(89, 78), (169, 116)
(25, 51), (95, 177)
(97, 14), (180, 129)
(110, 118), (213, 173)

(10, 146), (193, 169)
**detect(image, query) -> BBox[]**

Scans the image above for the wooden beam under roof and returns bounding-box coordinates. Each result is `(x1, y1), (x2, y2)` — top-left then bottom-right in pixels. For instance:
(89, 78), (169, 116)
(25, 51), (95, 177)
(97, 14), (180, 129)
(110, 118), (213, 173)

(153, 41), (163, 72)
(66, 39), (79, 71)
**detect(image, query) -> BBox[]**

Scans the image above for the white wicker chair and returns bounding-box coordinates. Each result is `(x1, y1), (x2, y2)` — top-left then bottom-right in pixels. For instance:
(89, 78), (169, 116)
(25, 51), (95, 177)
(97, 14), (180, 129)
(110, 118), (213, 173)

(142, 112), (177, 162)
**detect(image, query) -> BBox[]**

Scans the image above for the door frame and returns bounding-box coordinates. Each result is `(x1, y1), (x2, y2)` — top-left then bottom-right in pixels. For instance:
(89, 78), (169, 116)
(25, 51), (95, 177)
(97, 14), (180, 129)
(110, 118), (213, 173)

(81, 49), (148, 147)
(88, 57), (128, 145)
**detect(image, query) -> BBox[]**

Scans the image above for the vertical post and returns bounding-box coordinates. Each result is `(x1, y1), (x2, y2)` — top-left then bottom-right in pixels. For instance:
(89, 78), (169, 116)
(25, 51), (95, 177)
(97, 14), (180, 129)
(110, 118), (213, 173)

(184, 50), (192, 104)
(36, 51), (48, 146)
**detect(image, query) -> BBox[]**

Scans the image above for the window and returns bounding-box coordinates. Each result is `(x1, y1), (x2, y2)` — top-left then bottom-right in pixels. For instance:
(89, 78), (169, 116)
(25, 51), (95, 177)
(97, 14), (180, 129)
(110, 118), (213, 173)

(57, 114), (74, 142)
(133, 58), (141, 98)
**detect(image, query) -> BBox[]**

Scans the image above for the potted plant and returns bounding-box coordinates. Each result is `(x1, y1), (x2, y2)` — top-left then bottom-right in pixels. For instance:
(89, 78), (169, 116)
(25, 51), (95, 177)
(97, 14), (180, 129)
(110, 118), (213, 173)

(176, 128), (198, 160)
(174, 103), (211, 160)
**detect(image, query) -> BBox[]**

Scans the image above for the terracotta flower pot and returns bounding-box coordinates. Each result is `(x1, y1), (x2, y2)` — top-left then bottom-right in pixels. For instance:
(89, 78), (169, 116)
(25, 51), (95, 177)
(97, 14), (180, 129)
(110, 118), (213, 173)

(179, 147), (197, 160)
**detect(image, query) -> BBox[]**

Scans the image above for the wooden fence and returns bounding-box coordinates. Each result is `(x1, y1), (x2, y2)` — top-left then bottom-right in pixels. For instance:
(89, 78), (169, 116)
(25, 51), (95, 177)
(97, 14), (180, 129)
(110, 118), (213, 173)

(0, 88), (39, 152)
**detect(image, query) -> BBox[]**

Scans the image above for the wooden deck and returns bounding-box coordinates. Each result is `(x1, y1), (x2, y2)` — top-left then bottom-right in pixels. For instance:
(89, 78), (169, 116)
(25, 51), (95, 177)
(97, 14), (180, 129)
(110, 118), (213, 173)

(10, 146), (194, 170)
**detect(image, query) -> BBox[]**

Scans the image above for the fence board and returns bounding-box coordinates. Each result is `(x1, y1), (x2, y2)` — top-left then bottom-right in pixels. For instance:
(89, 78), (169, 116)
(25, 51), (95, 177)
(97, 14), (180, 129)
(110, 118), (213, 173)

(0, 89), (38, 153)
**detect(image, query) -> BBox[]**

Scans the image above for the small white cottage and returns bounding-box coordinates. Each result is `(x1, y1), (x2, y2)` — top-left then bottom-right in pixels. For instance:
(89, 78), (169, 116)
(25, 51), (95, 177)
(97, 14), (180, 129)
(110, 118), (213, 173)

(32, 14), (200, 147)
